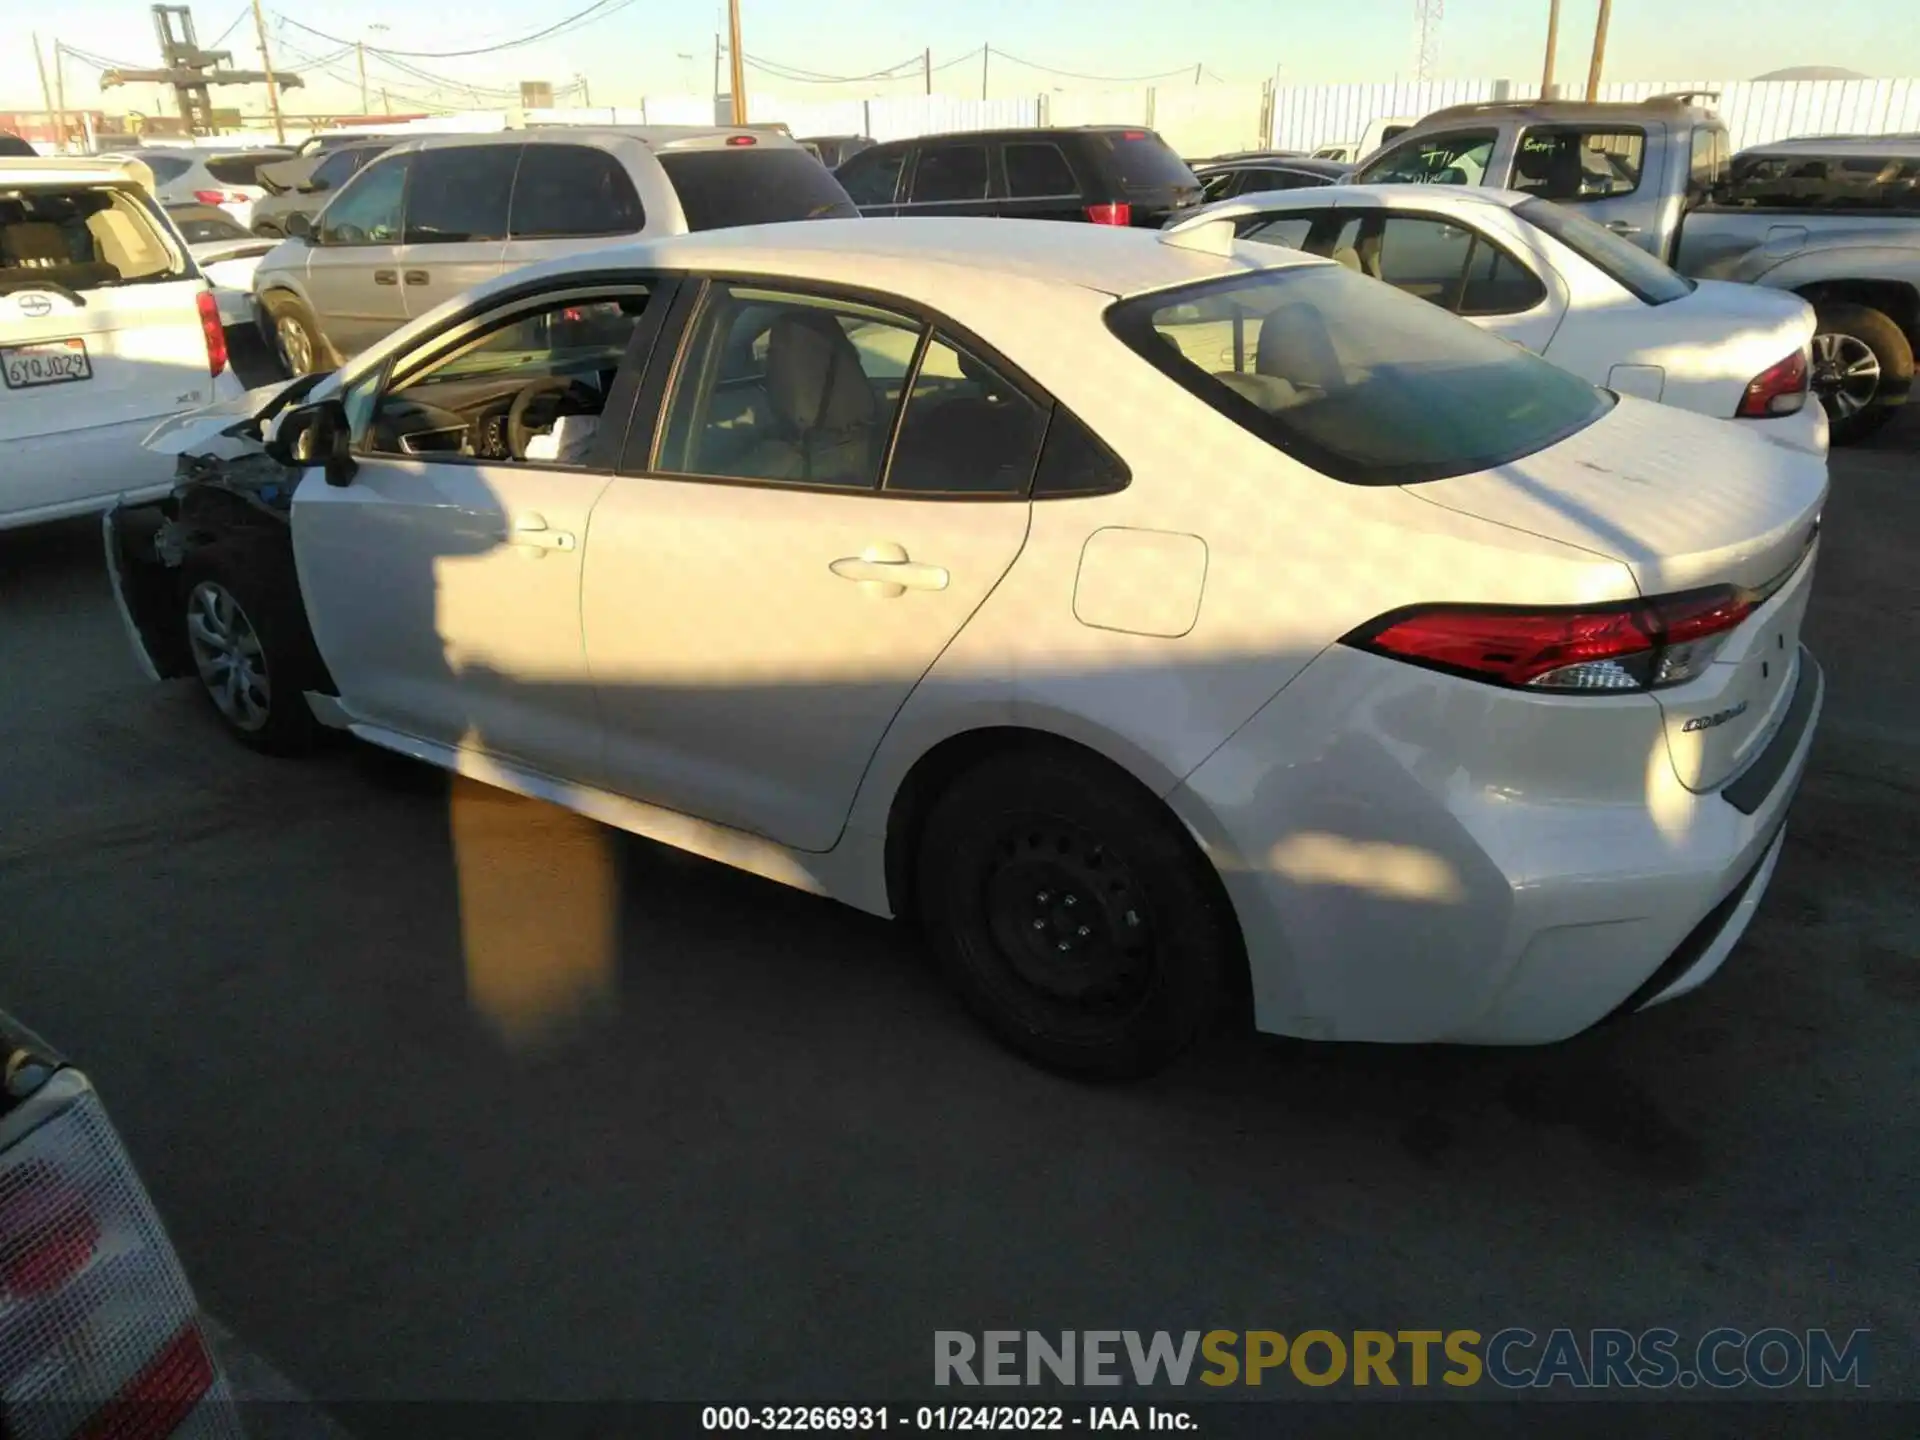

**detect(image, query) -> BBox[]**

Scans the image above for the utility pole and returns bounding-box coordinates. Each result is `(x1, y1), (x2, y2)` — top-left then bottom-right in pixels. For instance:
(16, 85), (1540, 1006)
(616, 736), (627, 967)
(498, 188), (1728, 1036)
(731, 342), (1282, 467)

(713, 32), (722, 111)
(579, 73), (591, 105)
(923, 47), (931, 95)
(1193, 62), (1201, 84)
(1584, 0), (1612, 101)
(53, 41), (69, 152)
(382, 86), (392, 115)
(726, 0), (746, 124)
(1540, 0), (1561, 98)
(31, 33), (56, 143)
(248, 0), (286, 142)
(357, 41), (369, 113)
(981, 44), (989, 102)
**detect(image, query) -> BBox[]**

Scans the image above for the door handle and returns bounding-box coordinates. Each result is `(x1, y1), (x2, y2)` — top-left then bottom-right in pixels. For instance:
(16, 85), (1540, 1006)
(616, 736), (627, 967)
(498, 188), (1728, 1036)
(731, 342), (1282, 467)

(1603, 220), (1642, 235)
(373, 269), (398, 285)
(507, 514), (576, 555)
(830, 543), (949, 596)
(403, 269), (429, 286)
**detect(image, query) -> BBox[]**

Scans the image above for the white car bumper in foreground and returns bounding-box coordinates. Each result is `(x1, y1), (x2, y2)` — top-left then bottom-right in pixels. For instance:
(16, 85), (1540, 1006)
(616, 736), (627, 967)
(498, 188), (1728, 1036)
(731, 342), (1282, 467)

(1170, 641), (1824, 1046)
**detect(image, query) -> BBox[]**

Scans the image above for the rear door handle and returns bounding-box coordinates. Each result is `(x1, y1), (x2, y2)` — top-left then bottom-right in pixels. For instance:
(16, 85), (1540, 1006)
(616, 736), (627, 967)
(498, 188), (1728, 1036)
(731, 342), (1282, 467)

(403, 269), (429, 286)
(830, 542), (948, 596)
(1603, 220), (1642, 235)
(373, 269), (398, 285)
(508, 514), (576, 555)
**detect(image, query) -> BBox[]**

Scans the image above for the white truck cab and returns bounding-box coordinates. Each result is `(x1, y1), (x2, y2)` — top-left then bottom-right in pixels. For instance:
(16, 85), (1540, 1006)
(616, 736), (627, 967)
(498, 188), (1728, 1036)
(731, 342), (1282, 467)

(1, 157), (242, 531)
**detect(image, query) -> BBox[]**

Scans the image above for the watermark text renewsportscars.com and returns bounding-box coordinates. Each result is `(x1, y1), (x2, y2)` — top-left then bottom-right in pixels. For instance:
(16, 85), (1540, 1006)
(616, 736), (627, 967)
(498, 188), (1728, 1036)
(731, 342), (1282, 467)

(934, 1328), (1869, 1390)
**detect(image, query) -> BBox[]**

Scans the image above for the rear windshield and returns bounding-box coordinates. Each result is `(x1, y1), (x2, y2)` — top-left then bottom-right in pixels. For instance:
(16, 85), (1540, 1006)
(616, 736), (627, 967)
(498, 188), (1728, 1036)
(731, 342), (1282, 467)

(203, 152), (284, 186)
(1108, 263), (1612, 486)
(138, 154), (194, 183)
(1, 184), (188, 295)
(1090, 131), (1199, 192)
(168, 204), (250, 243)
(1515, 198), (1695, 305)
(657, 149), (859, 230)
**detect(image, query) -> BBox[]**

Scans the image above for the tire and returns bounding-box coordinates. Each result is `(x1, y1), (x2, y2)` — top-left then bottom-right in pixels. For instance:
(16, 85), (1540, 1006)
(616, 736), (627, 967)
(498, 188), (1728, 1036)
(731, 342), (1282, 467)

(179, 545), (321, 756)
(1811, 302), (1913, 446)
(261, 290), (332, 377)
(915, 748), (1241, 1079)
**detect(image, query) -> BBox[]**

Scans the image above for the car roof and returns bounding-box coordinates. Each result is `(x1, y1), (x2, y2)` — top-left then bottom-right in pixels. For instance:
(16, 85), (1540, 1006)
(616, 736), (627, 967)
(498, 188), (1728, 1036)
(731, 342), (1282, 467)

(1198, 156), (1352, 178)
(0, 156), (157, 188)
(863, 126), (1165, 149)
(493, 216), (1314, 300)
(1415, 95), (1721, 126)
(1212, 182), (1534, 212)
(385, 126), (808, 155)
(1740, 135), (1920, 159)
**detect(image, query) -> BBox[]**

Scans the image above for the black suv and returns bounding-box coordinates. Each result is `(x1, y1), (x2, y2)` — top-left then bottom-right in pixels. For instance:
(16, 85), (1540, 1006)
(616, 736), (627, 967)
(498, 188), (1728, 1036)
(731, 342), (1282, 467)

(835, 126), (1202, 227)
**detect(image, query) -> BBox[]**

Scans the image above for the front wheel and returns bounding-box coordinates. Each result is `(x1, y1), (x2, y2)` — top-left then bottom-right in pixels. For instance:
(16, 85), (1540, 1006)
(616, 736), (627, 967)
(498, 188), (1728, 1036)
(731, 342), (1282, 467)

(180, 548), (320, 756)
(1811, 302), (1914, 445)
(915, 749), (1241, 1079)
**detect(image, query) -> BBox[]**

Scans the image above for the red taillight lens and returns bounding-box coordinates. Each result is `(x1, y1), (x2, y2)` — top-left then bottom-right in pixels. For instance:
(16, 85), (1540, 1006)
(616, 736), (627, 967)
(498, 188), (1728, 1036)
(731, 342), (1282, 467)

(73, 1323), (216, 1440)
(1736, 347), (1809, 418)
(725, 133), (756, 146)
(1345, 585), (1756, 691)
(1085, 202), (1132, 226)
(191, 188), (247, 205)
(0, 1161), (99, 1298)
(196, 290), (227, 378)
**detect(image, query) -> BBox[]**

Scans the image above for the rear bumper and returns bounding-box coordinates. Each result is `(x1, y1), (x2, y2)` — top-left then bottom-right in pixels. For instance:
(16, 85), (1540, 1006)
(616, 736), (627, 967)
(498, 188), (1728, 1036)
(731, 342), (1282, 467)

(1169, 644), (1824, 1045)
(1742, 399), (1828, 458)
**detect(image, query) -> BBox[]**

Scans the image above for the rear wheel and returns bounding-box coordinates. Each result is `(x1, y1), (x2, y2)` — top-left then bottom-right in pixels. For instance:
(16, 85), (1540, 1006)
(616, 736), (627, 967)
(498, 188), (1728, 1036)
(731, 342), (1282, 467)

(180, 547), (320, 756)
(915, 749), (1240, 1079)
(1811, 302), (1913, 445)
(261, 290), (330, 377)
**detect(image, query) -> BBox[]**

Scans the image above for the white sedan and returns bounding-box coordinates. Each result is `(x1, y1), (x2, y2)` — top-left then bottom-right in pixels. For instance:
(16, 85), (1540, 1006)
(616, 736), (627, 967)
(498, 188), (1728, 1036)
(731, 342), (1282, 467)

(1178, 185), (1829, 454)
(110, 217), (1825, 1076)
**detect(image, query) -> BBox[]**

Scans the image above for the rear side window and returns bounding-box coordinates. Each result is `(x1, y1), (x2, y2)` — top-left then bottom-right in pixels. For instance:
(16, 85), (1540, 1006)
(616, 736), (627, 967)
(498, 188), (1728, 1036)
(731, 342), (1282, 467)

(1107, 265), (1611, 486)
(1, 185), (187, 293)
(1090, 130), (1197, 191)
(1688, 127), (1730, 203)
(837, 146), (907, 206)
(307, 150), (360, 191)
(1516, 198), (1695, 304)
(886, 334), (1049, 495)
(139, 154), (194, 183)
(911, 144), (990, 203)
(1709, 151), (1920, 213)
(1510, 127), (1645, 200)
(657, 149), (858, 229)
(1357, 131), (1496, 186)
(405, 145), (518, 244)
(1240, 214), (1315, 249)
(509, 145), (644, 238)
(1003, 143), (1078, 198)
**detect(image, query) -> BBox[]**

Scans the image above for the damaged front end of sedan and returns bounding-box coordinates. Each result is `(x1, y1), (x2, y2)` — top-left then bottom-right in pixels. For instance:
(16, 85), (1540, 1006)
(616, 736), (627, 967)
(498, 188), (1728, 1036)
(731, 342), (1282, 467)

(104, 374), (334, 690)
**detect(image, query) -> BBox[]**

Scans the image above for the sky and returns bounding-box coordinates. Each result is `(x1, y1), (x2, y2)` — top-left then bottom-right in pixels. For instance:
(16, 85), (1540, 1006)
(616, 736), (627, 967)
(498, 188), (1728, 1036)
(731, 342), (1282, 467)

(2, 0), (1915, 121)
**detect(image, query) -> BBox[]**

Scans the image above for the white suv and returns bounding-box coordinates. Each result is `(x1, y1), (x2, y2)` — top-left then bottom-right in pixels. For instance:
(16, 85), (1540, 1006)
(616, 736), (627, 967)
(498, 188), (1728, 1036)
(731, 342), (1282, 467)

(1, 158), (241, 532)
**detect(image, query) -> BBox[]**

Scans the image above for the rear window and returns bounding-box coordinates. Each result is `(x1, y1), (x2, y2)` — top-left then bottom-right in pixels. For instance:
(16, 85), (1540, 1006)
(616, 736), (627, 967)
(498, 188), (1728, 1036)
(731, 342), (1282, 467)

(658, 149), (858, 229)
(203, 153), (284, 187)
(1709, 151), (1920, 213)
(167, 205), (249, 243)
(509, 145), (645, 238)
(1, 184), (188, 294)
(1107, 264), (1611, 486)
(1515, 197), (1695, 305)
(138, 154), (194, 183)
(1091, 131), (1198, 192)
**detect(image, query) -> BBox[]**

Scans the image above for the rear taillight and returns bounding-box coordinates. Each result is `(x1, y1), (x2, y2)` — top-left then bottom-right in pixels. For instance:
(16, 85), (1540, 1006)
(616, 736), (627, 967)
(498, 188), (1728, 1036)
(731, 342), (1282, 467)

(1085, 202), (1132, 226)
(195, 291), (227, 379)
(1344, 585), (1757, 692)
(1736, 348), (1809, 418)
(191, 189), (248, 206)
(1, 1072), (236, 1438)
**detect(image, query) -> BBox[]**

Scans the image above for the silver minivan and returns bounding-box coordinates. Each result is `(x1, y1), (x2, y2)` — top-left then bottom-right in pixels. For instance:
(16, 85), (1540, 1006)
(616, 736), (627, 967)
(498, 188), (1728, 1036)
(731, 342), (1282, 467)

(252, 126), (859, 373)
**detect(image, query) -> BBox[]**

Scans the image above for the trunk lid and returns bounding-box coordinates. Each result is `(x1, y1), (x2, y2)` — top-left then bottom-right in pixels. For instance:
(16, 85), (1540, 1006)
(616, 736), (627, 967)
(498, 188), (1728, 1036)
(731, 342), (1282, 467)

(1652, 278), (1816, 414)
(1410, 395), (1827, 792)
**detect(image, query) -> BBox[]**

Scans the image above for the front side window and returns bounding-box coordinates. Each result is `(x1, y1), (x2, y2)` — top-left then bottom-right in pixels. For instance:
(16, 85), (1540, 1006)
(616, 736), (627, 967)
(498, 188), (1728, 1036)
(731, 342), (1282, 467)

(838, 146), (907, 206)
(1510, 127), (1645, 200)
(1198, 170), (1238, 202)
(404, 145), (518, 245)
(1514, 197), (1694, 304)
(366, 290), (652, 464)
(0, 184), (187, 292)
(886, 335), (1049, 495)
(1356, 130), (1497, 186)
(1108, 265), (1611, 485)
(910, 145), (990, 204)
(318, 156), (409, 245)
(509, 145), (644, 238)
(657, 285), (924, 488)
(1003, 143), (1078, 198)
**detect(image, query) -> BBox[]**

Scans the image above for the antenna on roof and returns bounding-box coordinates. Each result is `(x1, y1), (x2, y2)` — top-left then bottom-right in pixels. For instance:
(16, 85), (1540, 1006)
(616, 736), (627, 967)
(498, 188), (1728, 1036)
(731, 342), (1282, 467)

(1159, 212), (1239, 257)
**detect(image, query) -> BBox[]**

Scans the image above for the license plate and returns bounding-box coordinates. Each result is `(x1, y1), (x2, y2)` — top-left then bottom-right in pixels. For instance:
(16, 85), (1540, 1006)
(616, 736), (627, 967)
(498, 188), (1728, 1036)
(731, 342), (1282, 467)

(2, 339), (92, 389)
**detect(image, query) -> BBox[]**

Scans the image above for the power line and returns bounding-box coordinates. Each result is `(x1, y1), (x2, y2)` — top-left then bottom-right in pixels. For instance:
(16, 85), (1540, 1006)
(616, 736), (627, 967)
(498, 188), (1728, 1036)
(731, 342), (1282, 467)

(743, 51), (924, 85)
(207, 5), (253, 51)
(275, 0), (636, 61)
(988, 47), (1199, 83)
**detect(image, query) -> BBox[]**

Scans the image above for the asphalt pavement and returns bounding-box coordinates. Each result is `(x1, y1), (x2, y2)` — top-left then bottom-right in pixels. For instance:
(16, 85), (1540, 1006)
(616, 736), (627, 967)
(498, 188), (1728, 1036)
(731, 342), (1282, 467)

(0, 414), (1914, 1413)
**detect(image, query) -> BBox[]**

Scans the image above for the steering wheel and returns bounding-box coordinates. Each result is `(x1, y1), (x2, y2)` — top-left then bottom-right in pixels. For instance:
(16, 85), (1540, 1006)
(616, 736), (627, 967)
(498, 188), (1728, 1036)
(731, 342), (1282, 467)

(507, 377), (599, 461)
